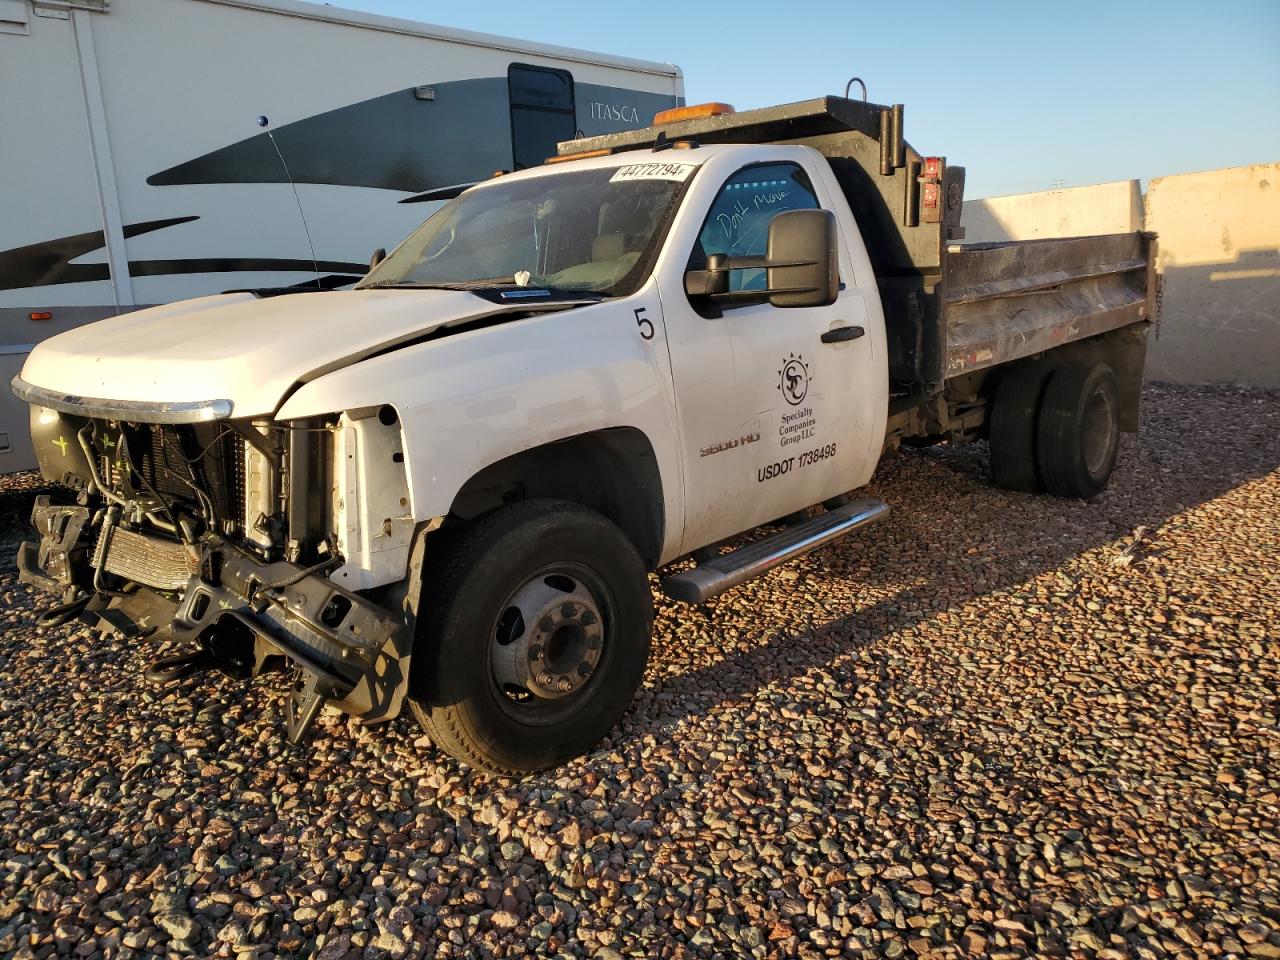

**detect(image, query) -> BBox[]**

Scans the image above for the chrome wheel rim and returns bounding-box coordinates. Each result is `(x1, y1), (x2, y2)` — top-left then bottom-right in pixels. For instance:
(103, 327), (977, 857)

(490, 567), (607, 715)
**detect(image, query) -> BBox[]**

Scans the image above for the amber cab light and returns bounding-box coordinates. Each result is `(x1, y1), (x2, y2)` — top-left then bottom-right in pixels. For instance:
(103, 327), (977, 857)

(653, 102), (735, 126)
(545, 147), (612, 165)
(29, 311), (52, 321)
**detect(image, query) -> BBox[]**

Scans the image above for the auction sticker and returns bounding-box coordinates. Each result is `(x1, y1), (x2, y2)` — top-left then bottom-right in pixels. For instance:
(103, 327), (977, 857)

(610, 161), (699, 183)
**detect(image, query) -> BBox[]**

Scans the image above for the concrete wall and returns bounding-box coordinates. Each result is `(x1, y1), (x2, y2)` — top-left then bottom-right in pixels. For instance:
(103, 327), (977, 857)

(962, 180), (1143, 243)
(1144, 163), (1280, 388)
(960, 164), (1280, 388)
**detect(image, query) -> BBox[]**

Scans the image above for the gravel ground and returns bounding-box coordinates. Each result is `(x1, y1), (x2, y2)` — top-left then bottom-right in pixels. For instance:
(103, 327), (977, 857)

(0, 382), (1277, 960)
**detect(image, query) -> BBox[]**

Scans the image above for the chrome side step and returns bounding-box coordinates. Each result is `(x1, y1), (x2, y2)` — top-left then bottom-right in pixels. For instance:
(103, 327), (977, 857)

(661, 498), (890, 604)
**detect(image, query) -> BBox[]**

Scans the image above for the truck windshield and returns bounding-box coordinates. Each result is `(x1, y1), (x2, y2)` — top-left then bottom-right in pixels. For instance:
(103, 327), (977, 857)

(360, 165), (696, 297)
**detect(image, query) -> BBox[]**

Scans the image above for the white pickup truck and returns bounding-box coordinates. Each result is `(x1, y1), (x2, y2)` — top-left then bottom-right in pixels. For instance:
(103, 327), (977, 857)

(13, 97), (1157, 774)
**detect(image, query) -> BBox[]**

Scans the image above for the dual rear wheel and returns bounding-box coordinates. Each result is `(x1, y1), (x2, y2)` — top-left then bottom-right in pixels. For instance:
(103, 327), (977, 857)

(989, 359), (1120, 499)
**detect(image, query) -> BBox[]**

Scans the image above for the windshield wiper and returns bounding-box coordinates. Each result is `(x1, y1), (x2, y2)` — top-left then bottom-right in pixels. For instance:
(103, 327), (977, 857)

(363, 277), (607, 299)
(363, 276), (518, 290)
(362, 280), (470, 290)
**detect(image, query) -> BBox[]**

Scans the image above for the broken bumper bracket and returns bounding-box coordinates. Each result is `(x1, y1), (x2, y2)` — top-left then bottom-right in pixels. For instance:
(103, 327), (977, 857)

(21, 495), (413, 741)
(172, 540), (405, 739)
(17, 496), (92, 601)
(284, 672), (347, 743)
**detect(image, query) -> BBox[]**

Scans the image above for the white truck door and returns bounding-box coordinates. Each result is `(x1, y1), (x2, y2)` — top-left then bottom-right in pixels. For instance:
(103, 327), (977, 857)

(659, 152), (880, 556)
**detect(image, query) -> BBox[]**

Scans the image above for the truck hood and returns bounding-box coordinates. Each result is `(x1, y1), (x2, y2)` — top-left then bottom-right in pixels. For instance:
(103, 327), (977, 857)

(19, 288), (547, 418)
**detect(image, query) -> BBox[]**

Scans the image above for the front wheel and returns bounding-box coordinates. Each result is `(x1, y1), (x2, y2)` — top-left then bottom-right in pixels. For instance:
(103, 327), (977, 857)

(410, 500), (653, 775)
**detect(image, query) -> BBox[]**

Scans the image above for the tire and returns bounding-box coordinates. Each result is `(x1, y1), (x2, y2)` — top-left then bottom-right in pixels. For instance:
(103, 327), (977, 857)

(988, 363), (1051, 492)
(1036, 361), (1120, 499)
(409, 499), (653, 775)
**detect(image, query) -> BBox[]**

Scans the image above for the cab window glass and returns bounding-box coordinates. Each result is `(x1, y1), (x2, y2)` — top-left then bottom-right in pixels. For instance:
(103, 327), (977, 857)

(694, 163), (820, 291)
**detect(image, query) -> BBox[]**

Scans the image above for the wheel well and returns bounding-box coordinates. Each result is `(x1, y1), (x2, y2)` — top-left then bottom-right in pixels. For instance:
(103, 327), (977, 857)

(447, 427), (666, 569)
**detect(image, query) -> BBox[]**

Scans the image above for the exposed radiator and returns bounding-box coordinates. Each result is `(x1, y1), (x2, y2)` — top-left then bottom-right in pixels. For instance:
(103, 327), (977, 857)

(145, 425), (246, 530)
(93, 526), (199, 592)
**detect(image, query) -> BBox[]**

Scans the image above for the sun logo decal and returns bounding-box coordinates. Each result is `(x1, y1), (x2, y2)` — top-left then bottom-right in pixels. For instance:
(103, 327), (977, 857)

(777, 353), (810, 406)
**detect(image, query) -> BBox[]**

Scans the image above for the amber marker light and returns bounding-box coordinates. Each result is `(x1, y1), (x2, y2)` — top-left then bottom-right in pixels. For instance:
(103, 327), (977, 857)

(544, 148), (613, 165)
(653, 102), (735, 125)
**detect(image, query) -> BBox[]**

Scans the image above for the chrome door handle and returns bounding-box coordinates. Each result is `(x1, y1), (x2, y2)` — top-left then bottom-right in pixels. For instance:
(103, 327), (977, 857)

(820, 324), (865, 344)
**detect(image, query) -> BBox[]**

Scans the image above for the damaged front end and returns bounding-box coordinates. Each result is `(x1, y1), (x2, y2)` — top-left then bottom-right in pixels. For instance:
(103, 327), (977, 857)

(13, 381), (422, 742)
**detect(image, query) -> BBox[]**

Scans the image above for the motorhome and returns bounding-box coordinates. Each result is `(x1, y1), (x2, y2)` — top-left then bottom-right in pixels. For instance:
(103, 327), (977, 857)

(0, 0), (683, 469)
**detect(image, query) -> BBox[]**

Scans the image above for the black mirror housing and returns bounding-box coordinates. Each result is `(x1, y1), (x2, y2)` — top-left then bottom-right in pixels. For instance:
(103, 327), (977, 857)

(765, 209), (838, 308)
(683, 210), (838, 308)
(369, 247), (387, 272)
(683, 253), (729, 297)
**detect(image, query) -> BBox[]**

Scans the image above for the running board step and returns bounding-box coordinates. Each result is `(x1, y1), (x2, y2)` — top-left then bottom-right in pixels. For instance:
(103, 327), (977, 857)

(661, 498), (890, 604)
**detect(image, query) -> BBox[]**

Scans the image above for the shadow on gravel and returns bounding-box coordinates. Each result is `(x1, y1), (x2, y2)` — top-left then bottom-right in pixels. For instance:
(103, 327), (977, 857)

(636, 383), (1280, 735)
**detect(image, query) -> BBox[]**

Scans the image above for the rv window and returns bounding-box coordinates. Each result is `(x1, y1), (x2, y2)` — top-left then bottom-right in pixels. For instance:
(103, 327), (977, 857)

(509, 63), (577, 171)
(0, 0), (30, 35)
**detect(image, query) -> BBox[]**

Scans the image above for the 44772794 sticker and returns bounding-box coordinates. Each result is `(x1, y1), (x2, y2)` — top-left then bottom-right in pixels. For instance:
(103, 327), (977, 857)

(609, 161), (698, 183)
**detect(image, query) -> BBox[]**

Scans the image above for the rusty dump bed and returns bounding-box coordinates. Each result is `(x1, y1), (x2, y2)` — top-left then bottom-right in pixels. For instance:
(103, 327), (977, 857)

(943, 231), (1157, 380)
(565, 96), (1157, 400)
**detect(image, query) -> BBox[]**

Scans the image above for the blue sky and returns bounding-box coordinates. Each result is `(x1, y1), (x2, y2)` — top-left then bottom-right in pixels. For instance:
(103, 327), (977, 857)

(337, 0), (1279, 198)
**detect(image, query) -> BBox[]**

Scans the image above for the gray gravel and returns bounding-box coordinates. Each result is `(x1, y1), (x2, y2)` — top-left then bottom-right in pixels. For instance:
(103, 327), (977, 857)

(0, 381), (1277, 959)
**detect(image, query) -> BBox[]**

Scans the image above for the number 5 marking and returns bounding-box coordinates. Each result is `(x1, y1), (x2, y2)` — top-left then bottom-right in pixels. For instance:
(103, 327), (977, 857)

(634, 306), (655, 341)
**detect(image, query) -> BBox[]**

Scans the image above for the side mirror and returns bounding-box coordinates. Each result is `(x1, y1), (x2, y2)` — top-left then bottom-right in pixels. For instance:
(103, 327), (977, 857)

(369, 247), (387, 272)
(764, 209), (838, 308)
(683, 208), (838, 308)
(684, 253), (730, 297)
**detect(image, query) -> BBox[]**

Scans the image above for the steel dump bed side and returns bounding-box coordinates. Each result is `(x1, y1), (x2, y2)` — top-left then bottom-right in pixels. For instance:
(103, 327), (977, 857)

(564, 97), (1157, 406)
(943, 231), (1157, 379)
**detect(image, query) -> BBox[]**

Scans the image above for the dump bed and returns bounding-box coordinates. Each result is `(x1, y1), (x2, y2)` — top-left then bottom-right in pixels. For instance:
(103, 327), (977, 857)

(943, 231), (1157, 379)
(564, 97), (1156, 399)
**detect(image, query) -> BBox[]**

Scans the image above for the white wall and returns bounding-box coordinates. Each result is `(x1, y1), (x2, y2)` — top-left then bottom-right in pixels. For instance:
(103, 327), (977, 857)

(1144, 163), (1280, 389)
(960, 166), (1280, 388)
(961, 180), (1143, 244)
